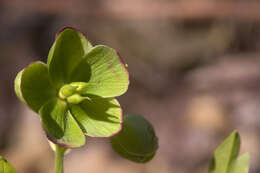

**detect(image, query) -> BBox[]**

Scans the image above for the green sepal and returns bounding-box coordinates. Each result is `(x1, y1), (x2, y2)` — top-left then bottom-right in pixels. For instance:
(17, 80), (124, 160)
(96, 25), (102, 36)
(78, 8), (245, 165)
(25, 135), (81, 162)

(14, 62), (56, 113)
(40, 98), (85, 148)
(48, 27), (93, 88)
(0, 156), (17, 173)
(69, 96), (122, 137)
(70, 45), (129, 97)
(109, 114), (158, 163)
(14, 69), (25, 103)
(209, 130), (250, 173)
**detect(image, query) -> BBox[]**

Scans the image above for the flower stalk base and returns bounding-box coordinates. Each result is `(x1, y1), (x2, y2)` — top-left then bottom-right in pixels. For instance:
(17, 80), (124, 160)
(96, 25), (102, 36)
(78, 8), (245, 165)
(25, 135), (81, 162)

(55, 144), (66, 173)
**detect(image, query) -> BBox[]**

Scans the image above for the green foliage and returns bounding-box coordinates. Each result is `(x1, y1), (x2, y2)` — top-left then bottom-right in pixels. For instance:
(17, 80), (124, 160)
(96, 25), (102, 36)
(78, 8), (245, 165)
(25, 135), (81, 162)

(110, 114), (158, 163)
(230, 153), (250, 173)
(14, 27), (129, 148)
(0, 156), (17, 173)
(209, 131), (250, 173)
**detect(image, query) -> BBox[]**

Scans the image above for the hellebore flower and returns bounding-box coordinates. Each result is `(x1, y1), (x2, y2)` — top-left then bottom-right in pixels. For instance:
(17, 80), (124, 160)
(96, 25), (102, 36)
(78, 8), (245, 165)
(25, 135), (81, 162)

(14, 27), (129, 148)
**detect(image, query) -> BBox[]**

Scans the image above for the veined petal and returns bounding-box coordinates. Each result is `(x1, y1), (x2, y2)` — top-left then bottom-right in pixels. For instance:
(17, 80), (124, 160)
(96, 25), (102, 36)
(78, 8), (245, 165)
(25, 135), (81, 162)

(14, 62), (56, 113)
(48, 27), (93, 88)
(69, 96), (123, 137)
(69, 45), (129, 97)
(40, 99), (85, 148)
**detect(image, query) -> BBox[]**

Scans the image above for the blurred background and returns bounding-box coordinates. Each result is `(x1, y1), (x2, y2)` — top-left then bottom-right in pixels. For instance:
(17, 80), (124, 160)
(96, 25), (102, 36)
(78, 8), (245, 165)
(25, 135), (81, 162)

(1, 0), (260, 172)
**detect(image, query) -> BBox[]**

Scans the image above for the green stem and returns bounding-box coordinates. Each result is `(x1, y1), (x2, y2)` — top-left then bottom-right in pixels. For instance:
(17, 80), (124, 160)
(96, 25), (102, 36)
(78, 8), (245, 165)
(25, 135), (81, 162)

(55, 144), (66, 173)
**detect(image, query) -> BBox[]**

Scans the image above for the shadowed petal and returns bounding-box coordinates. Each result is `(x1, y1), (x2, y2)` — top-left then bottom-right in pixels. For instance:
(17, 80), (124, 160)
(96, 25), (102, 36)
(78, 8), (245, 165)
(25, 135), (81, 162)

(14, 62), (56, 113)
(69, 96), (123, 137)
(40, 98), (86, 148)
(70, 45), (129, 97)
(48, 27), (93, 88)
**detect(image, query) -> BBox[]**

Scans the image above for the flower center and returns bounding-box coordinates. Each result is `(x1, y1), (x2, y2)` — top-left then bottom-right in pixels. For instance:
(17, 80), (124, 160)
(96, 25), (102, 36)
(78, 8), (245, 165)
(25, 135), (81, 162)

(59, 83), (91, 104)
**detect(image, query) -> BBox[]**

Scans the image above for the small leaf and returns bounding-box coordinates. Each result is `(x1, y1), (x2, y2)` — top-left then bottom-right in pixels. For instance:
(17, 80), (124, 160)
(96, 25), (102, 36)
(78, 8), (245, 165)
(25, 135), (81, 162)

(209, 130), (250, 173)
(69, 96), (122, 137)
(48, 27), (93, 88)
(71, 45), (129, 97)
(40, 99), (85, 148)
(0, 156), (17, 173)
(109, 114), (158, 163)
(14, 62), (56, 113)
(230, 152), (250, 173)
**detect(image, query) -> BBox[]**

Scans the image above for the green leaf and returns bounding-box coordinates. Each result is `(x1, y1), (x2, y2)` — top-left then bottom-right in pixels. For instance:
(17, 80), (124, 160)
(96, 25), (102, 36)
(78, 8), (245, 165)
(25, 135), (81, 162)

(48, 27), (93, 88)
(209, 131), (240, 173)
(209, 130), (250, 173)
(109, 114), (158, 163)
(0, 156), (17, 173)
(70, 45), (129, 97)
(14, 62), (56, 113)
(40, 99), (85, 148)
(69, 96), (122, 137)
(230, 152), (250, 173)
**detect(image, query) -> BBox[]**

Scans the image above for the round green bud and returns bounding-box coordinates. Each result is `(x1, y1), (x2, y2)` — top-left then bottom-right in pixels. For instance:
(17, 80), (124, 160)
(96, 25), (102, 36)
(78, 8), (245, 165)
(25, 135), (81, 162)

(110, 114), (158, 163)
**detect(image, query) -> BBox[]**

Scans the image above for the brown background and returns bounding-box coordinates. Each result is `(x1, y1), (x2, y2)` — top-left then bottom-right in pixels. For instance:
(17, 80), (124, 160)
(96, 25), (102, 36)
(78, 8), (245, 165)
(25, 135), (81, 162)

(0, 0), (260, 173)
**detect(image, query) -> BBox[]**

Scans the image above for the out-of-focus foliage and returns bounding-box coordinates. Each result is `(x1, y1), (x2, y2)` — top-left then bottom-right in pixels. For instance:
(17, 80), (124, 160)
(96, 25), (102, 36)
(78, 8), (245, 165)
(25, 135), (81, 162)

(0, 156), (17, 173)
(209, 131), (250, 173)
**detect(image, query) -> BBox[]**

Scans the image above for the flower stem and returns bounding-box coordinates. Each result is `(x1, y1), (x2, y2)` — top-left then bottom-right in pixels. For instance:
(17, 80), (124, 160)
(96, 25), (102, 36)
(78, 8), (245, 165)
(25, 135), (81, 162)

(55, 144), (66, 173)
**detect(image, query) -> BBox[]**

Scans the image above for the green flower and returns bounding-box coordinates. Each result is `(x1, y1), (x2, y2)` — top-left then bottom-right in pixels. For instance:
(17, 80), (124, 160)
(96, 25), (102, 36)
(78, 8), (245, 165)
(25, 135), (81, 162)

(14, 27), (129, 148)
